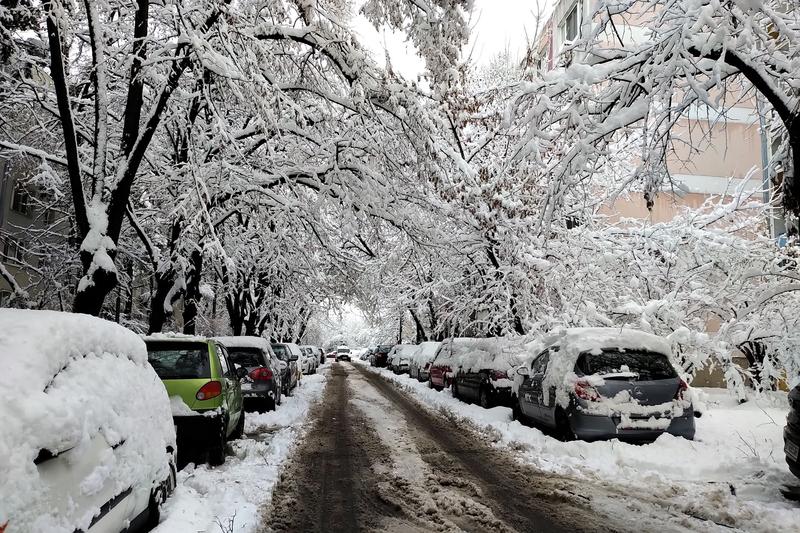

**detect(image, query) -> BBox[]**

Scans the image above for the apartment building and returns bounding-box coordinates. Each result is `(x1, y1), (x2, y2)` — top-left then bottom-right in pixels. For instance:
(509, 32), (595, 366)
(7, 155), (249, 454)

(531, 0), (771, 226)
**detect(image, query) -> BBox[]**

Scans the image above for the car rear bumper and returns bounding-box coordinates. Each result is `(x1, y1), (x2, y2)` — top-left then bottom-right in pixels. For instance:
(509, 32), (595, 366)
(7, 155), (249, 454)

(174, 412), (224, 449)
(336, 355), (351, 361)
(395, 363), (410, 373)
(241, 381), (279, 403)
(570, 409), (696, 442)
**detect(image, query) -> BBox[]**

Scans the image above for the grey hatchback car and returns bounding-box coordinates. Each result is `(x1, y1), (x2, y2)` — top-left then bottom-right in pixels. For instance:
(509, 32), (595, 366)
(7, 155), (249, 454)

(514, 328), (695, 442)
(216, 336), (283, 412)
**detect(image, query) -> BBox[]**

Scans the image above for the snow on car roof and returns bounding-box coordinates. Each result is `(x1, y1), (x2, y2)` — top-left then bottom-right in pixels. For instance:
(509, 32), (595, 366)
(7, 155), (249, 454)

(1, 309), (148, 391)
(144, 332), (210, 343)
(214, 336), (271, 350)
(437, 337), (528, 372)
(539, 327), (672, 357)
(410, 341), (441, 364)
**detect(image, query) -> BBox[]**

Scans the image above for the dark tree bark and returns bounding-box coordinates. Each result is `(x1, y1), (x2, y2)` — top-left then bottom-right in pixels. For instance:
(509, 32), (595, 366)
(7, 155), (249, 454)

(182, 246), (203, 334)
(409, 307), (428, 343)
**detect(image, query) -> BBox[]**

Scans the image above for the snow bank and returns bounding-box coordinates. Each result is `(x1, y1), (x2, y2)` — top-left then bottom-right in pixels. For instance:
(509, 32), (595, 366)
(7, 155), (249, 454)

(152, 372), (327, 533)
(0, 310), (175, 533)
(363, 365), (800, 532)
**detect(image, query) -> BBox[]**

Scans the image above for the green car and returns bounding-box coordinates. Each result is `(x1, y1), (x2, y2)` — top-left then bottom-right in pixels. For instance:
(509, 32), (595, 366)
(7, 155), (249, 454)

(144, 336), (246, 466)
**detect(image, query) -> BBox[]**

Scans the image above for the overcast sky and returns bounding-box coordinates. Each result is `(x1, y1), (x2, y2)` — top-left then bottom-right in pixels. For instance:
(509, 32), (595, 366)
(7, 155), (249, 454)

(352, 0), (548, 80)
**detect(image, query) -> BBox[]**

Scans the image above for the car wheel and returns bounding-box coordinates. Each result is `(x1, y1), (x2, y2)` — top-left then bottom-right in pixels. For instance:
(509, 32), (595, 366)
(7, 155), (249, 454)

(276, 389), (282, 406)
(511, 396), (522, 421)
(230, 410), (245, 440)
(452, 380), (460, 400)
(555, 408), (576, 442)
(479, 388), (491, 409)
(208, 419), (227, 466)
(428, 378), (434, 389)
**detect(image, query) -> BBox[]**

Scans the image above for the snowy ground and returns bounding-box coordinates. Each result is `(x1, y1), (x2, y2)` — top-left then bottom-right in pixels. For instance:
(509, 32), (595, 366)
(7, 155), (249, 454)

(153, 370), (327, 533)
(354, 360), (800, 532)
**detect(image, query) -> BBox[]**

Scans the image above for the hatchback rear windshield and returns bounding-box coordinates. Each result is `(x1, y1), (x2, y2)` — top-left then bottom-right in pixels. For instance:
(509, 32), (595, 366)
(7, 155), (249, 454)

(147, 342), (210, 379)
(226, 347), (264, 367)
(575, 350), (677, 380)
(272, 344), (289, 360)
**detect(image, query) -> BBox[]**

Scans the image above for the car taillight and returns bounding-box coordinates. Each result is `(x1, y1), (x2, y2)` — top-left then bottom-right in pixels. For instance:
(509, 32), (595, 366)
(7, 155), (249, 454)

(249, 367), (273, 381)
(674, 378), (689, 400)
(491, 370), (507, 380)
(196, 380), (222, 401)
(574, 379), (600, 402)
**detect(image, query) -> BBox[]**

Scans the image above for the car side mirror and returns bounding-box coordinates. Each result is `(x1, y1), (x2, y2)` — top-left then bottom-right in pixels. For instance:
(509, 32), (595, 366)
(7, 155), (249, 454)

(235, 365), (248, 380)
(289, 354), (298, 361)
(516, 367), (530, 376)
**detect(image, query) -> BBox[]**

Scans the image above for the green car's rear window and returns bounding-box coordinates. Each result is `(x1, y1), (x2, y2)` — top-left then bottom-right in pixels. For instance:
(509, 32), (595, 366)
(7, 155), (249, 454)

(146, 341), (210, 379)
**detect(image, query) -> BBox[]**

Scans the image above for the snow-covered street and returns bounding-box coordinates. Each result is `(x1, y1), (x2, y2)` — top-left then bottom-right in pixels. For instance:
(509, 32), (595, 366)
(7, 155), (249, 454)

(354, 360), (800, 532)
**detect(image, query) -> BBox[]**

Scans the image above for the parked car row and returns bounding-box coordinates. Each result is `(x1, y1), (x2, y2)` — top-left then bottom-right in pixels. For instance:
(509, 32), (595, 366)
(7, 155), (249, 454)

(380, 327), (699, 445)
(0, 309), (331, 533)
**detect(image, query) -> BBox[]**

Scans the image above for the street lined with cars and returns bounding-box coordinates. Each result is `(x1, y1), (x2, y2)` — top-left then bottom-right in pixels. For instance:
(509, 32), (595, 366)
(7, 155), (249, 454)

(2, 310), (798, 532)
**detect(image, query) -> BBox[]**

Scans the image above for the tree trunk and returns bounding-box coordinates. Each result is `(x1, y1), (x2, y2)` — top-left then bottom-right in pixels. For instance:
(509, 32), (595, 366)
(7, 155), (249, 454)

(409, 308), (428, 343)
(148, 270), (174, 334)
(182, 247), (203, 335)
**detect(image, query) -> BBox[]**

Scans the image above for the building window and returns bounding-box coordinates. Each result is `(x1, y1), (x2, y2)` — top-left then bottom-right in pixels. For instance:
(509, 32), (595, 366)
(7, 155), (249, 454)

(11, 184), (31, 216)
(563, 4), (580, 42)
(2, 236), (24, 263)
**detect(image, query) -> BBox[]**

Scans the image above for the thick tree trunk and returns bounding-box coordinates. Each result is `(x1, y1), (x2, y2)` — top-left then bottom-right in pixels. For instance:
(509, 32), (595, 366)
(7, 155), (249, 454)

(148, 270), (175, 334)
(183, 247), (203, 335)
(409, 308), (428, 343)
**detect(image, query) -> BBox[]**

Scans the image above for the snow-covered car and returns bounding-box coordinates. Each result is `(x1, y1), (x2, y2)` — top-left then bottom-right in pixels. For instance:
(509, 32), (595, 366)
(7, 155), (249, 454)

(409, 341), (441, 381)
(0, 310), (177, 533)
(216, 336), (283, 412)
(451, 337), (527, 408)
(514, 328), (696, 442)
(388, 344), (418, 374)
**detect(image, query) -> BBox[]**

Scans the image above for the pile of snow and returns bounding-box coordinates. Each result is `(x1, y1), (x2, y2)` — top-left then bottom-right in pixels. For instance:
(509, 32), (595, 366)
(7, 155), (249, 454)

(364, 364), (800, 532)
(153, 372), (327, 533)
(0, 310), (175, 533)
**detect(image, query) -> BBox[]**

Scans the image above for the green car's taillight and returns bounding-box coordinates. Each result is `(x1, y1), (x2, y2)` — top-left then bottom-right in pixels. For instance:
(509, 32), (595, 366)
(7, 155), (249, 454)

(196, 381), (222, 401)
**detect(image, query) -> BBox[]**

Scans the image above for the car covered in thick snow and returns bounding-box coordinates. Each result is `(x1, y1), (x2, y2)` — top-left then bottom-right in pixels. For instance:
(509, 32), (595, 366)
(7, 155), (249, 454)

(299, 345), (319, 374)
(409, 341), (441, 382)
(387, 344), (418, 373)
(450, 337), (528, 408)
(145, 335), (245, 466)
(513, 328), (696, 442)
(0, 310), (176, 533)
(216, 336), (283, 412)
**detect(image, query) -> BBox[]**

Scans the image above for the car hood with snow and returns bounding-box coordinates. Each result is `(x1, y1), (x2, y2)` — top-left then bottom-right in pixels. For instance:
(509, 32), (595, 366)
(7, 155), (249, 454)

(0, 310), (176, 533)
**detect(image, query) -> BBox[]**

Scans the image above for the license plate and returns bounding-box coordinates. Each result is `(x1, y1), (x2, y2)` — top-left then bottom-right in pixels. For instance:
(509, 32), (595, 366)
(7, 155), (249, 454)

(786, 440), (800, 461)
